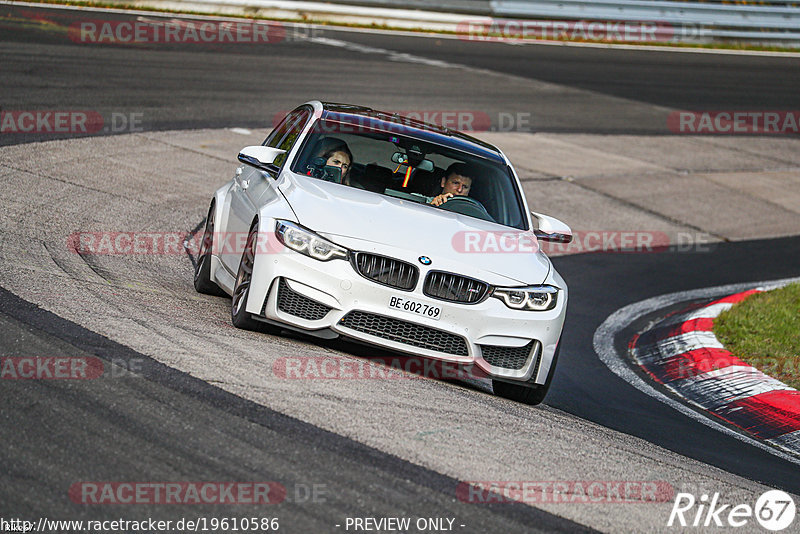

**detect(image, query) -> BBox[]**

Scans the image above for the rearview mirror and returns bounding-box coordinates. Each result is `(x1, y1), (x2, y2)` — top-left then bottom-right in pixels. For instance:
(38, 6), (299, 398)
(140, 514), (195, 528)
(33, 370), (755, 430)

(238, 146), (286, 172)
(391, 152), (434, 172)
(531, 211), (572, 243)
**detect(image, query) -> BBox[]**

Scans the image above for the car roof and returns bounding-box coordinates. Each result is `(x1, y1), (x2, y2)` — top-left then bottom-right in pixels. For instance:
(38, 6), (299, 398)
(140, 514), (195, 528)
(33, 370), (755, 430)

(318, 102), (506, 164)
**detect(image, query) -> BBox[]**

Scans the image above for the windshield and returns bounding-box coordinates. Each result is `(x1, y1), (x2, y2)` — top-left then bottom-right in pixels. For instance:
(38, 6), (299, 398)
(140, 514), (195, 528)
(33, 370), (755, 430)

(290, 119), (528, 230)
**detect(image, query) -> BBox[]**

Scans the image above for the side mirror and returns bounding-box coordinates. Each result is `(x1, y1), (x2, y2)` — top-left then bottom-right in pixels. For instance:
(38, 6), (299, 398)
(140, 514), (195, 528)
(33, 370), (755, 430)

(531, 211), (572, 243)
(237, 146), (286, 172)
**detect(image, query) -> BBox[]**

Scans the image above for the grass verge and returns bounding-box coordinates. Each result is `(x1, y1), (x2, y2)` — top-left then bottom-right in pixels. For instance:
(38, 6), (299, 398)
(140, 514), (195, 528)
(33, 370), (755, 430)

(715, 282), (800, 390)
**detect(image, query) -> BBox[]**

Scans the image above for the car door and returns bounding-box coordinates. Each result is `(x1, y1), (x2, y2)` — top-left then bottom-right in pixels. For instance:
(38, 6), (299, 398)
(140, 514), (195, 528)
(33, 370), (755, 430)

(222, 107), (312, 273)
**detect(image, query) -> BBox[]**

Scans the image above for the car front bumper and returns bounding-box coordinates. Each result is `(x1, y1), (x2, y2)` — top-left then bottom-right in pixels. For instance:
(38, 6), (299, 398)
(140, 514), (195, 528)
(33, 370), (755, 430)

(242, 223), (567, 385)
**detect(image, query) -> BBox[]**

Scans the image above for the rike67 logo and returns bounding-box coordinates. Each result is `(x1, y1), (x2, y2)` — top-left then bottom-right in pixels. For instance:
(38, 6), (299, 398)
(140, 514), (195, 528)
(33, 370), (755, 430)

(668, 490), (796, 530)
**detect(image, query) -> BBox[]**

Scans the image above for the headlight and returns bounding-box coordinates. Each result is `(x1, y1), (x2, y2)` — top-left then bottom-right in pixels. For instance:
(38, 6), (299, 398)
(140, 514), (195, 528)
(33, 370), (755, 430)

(275, 220), (348, 261)
(492, 285), (558, 311)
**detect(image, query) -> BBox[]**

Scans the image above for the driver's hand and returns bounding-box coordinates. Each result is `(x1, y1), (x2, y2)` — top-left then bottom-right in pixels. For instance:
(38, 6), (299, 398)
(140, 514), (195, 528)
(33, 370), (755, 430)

(430, 193), (453, 207)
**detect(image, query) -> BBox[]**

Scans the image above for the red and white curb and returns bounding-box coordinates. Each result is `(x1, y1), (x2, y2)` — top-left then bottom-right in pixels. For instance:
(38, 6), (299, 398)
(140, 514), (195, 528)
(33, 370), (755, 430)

(630, 288), (800, 457)
(594, 277), (800, 465)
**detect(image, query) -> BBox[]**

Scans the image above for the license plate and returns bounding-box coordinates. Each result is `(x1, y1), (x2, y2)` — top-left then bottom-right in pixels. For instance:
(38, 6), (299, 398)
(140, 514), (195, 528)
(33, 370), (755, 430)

(388, 296), (441, 321)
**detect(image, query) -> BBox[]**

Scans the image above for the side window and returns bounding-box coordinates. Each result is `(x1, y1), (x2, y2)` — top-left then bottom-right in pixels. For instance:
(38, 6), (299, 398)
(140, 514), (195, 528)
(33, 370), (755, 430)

(265, 108), (311, 168)
(264, 111), (295, 148)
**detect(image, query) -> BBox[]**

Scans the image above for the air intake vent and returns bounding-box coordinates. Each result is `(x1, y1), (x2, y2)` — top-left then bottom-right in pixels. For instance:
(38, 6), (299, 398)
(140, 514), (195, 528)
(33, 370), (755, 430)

(352, 253), (418, 290)
(423, 271), (489, 304)
(339, 311), (468, 356)
(275, 278), (331, 321)
(480, 341), (536, 370)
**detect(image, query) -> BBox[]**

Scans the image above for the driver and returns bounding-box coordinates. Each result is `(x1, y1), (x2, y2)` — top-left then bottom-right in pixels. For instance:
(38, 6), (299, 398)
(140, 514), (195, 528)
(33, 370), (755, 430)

(430, 162), (474, 207)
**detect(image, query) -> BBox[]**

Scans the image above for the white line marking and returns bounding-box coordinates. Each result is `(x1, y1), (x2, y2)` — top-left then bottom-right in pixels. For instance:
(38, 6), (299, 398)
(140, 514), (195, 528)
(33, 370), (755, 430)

(684, 302), (734, 321)
(5, 0), (800, 58)
(635, 331), (724, 363)
(680, 365), (794, 406)
(309, 36), (458, 68)
(594, 276), (800, 465)
(772, 430), (800, 451)
(634, 300), (737, 331)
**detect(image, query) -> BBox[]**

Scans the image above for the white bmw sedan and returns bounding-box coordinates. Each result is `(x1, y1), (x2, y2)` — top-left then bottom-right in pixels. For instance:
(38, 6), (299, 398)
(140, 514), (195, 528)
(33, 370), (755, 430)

(194, 101), (571, 404)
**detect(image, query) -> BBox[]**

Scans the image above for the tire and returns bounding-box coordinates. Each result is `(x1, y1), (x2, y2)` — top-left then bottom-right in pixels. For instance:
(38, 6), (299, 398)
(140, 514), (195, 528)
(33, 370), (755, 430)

(231, 222), (262, 330)
(193, 203), (227, 297)
(492, 342), (561, 405)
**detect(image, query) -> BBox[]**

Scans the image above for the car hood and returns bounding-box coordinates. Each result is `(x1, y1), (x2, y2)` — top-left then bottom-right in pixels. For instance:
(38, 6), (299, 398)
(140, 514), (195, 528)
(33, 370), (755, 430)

(279, 173), (551, 285)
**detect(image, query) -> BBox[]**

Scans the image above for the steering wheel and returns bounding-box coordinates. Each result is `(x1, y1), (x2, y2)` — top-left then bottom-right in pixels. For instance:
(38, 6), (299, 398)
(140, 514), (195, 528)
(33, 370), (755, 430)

(437, 196), (494, 222)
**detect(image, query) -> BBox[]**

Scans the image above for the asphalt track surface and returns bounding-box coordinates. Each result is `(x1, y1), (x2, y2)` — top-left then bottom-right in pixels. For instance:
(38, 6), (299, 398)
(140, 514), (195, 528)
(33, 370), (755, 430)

(2, 4), (800, 532)
(0, 287), (590, 532)
(3, 3), (800, 145)
(556, 236), (800, 490)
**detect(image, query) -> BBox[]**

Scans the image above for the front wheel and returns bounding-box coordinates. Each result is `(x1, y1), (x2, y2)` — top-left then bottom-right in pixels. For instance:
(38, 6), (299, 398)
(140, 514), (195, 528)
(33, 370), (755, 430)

(492, 342), (560, 405)
(194, 203), (227, 297)
(231, 222), (262, 330)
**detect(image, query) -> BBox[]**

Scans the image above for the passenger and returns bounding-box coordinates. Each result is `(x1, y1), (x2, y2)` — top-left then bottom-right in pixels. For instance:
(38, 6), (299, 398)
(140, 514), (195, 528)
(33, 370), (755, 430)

(319, 144), (353, 185)
(430, 162), (474, 206)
